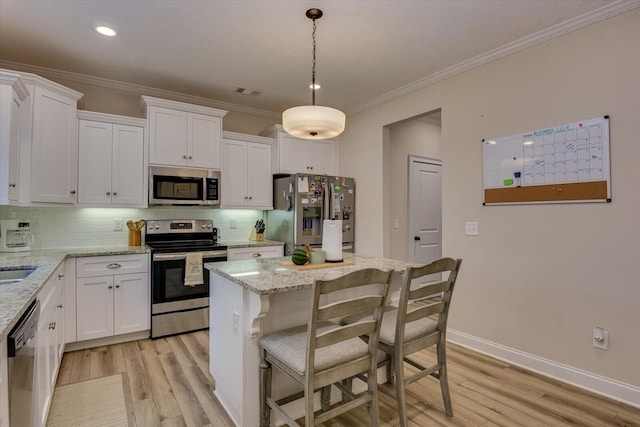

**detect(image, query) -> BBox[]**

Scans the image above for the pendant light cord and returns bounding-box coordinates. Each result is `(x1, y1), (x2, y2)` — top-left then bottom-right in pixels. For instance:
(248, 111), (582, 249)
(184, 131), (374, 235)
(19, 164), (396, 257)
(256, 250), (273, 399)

(311, 18), (317, 106)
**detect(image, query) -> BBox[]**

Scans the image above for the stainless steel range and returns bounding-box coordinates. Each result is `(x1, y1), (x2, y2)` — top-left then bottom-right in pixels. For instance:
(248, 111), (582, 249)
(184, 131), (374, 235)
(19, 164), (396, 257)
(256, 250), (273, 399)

(145, 219), (227, 339)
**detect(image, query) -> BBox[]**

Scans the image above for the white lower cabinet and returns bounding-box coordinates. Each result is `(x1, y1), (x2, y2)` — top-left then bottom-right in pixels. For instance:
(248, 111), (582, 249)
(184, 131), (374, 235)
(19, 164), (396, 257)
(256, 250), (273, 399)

(227, 245), (284, 261)
(0, 336), (7, 427)
(35, 262), (65, 427)
(76, 254), (149, 341)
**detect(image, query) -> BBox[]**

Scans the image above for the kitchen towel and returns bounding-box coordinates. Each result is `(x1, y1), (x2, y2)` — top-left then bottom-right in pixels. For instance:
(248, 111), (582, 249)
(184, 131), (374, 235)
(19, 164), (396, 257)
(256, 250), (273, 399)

(322, 220), (343, 262)
(184, 252), (204, 287)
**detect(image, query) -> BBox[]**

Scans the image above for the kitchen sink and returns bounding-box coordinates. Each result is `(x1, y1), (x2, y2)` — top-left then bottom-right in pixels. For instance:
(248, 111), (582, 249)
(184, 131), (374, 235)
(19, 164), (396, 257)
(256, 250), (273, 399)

(0, 267), (36, 285)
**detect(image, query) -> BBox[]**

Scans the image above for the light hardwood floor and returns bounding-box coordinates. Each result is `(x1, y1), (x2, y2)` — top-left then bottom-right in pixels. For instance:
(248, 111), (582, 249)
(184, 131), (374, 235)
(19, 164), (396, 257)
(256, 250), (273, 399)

(56, 330), (640, 426)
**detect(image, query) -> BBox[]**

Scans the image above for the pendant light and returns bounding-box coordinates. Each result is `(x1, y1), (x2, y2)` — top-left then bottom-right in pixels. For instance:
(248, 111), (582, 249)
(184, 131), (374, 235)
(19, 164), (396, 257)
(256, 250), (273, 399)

(282, 8), (346, 140)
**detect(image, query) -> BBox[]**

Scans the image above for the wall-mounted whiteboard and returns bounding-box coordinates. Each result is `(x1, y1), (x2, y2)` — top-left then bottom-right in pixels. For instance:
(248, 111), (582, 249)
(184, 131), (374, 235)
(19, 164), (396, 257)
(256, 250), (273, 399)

(483, 116), (610, 204)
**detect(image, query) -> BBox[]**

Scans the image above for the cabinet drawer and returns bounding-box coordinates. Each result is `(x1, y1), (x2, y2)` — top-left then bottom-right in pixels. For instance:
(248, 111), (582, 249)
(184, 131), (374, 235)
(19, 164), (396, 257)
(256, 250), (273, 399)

(228, 246), (284, 261)
(76, 254), (148, 278)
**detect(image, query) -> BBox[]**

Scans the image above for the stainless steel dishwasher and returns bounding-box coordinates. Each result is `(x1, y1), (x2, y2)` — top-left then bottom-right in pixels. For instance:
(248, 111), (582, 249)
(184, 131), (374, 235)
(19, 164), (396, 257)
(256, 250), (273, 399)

(7, 299), (39, 427)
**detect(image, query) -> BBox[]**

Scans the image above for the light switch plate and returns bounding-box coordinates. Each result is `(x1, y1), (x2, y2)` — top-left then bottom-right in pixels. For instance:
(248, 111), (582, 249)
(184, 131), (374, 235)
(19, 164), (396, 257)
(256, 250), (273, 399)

(113, 218), (123, 231)
(230, 218), (237, 229)
(465, 221), (479, 236)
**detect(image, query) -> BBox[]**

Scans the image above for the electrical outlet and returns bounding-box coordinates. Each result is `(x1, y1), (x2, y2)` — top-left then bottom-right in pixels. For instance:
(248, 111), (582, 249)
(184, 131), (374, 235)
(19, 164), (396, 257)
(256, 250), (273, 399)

(593, 327), (608, 350)
(232, 311), (239, 335)
(113, 218), (123, 231)
(465, 221), (479, 236)
(230, 218), (237, 229)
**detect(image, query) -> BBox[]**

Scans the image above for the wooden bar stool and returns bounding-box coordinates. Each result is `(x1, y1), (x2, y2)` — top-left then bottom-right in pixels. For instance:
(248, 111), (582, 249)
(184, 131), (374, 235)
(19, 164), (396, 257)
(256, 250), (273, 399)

(258, 268), (394, 426)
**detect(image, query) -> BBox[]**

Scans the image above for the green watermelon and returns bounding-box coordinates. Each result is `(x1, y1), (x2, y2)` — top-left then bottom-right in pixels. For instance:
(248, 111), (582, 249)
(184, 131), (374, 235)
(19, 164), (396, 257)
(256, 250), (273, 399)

(291, 247), (310, 265)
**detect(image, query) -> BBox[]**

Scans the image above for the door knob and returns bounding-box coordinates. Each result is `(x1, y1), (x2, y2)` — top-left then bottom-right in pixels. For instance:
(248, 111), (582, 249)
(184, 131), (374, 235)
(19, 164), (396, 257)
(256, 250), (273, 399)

(414, 236), (421, 241)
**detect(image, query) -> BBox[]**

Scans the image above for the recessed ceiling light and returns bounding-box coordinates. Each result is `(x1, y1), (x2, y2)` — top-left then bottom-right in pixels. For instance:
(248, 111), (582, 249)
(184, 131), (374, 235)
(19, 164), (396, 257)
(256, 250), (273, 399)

(94, 25), (117, 37)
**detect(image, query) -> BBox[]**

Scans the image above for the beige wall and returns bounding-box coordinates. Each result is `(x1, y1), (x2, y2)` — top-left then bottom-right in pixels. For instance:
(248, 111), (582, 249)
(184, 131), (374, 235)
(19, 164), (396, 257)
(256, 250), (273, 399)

(45, 76), (279, 135)
(339, 9), (640, 389)
(385, 118), (441, 260)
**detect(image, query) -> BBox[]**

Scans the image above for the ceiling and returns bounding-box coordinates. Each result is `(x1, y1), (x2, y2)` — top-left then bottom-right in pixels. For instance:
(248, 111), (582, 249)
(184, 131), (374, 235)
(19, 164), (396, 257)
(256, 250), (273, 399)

(0, 0), (633, 117)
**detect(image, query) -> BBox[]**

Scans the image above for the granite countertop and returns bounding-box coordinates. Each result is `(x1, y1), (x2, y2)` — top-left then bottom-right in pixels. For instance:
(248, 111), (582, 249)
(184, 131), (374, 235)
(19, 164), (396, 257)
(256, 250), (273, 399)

(221, 239), (285, 248)
(205, 253), (418, 296)
(0, 246), (150, 341)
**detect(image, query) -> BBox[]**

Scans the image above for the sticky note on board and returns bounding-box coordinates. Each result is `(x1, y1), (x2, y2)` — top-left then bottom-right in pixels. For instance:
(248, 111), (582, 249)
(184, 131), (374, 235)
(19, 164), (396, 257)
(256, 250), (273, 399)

(503, 179), (514, 186)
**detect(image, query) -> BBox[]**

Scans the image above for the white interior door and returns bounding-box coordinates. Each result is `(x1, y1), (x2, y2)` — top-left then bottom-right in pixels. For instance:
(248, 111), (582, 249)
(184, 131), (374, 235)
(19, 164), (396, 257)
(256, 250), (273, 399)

(408, 156), (442, 265)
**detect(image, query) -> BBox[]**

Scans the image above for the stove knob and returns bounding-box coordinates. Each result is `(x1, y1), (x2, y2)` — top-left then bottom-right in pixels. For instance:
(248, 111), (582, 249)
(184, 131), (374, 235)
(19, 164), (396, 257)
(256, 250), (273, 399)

(154, 224), (160, 230)
(201, 224), (206, 229)
(207, 224), (212, 229)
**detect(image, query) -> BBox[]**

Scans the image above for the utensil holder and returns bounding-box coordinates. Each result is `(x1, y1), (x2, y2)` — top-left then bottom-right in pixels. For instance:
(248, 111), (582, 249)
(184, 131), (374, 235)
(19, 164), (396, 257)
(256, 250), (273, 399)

(128, 230), (141, 246)
(249, 229), (264, 241)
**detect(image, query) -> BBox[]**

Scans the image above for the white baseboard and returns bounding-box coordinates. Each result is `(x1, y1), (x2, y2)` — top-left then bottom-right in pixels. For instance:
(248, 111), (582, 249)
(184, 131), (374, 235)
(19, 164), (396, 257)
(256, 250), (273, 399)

(447, 329), (640, 409)
(64, 330), (150, 352)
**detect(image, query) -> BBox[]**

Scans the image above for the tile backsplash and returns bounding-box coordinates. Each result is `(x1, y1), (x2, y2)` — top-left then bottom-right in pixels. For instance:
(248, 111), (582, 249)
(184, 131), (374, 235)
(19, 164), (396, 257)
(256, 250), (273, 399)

(0, 206), (264, 249)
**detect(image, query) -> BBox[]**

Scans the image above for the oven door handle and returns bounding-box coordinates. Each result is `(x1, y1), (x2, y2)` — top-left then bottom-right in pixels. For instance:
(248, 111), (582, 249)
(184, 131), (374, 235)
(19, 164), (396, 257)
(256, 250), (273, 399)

(152, 250), (227, 261)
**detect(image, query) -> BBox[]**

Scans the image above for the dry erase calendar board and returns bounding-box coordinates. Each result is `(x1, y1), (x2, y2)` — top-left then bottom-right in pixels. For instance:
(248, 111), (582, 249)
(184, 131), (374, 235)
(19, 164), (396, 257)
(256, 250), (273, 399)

(482, 116), (611, 204)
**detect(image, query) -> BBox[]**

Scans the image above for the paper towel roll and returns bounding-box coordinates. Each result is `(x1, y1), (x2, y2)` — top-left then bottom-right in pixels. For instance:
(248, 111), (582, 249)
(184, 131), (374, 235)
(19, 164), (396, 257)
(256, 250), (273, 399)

(322, 220), (343, 262)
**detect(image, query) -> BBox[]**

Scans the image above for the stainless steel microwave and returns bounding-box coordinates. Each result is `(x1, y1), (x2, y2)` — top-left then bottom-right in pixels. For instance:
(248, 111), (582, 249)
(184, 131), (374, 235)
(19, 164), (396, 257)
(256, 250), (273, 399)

(149, 166), (220, 206)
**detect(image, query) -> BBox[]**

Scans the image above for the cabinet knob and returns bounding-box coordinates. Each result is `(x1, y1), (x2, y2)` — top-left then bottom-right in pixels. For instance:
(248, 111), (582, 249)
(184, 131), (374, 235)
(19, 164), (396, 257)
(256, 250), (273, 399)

(106, 191), (111, 195)
(116, 284), (120, 288)
(70, 190), (76, 195)
(188, 155), (193, 159)
(57, 304), (63, 308)
(183, 155), (187, 159)
(49, 322), (56, 330)
(252, 253), (262, 258)
(113, 192), (117, 196)
(248, 196), (253, 200)
(58, 273), (64, 279)
(106, 263), (122, 269)
(9, 183), (16, 188)
(310, 166), (313, 170)
(108, 285), (113, 289)
(244, 196), (248, 200)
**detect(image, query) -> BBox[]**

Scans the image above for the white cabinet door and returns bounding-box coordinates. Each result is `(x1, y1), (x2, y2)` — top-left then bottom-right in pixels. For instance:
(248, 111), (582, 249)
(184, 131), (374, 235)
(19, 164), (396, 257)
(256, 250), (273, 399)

(247, 142), (272, 207)
(221, 138), (248, 206)
(6, 87), (23, 203)
(0, 336), (7, 427)
(148, 106), (187, 166)
(76, 276), (115, 341)
(112, 124), (144, 205)
(30, 85), (78, 203)
(35, 304), (52, 427)
(188, 112), (221, 169)
(78, 120), (112, 204)
(308, 139), (337, 175)
(113, 272), (149, 335)
(278, 134), (308, 174)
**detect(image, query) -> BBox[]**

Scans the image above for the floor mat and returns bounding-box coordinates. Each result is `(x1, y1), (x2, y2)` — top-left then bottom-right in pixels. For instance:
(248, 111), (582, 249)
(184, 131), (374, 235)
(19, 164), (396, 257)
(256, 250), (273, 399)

(46, 373), (132, 427)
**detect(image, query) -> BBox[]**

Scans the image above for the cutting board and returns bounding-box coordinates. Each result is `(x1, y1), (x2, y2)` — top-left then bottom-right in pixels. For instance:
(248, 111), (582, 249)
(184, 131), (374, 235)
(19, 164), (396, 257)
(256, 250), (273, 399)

(280, 260), (355, 270)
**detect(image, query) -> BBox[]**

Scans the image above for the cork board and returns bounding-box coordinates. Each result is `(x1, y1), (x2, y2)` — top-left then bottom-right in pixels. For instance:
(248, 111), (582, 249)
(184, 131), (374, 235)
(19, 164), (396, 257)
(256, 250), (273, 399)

(483, 116), (611, 205)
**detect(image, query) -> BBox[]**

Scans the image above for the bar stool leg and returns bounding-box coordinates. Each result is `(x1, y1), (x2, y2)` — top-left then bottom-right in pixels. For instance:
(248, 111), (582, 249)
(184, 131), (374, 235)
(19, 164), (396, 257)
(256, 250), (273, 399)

(260, 355), (272, 427)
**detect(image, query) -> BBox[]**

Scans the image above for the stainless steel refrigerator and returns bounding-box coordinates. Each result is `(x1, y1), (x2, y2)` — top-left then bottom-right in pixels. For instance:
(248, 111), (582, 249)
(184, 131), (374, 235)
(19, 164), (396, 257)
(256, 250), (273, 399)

(266, 174), (355, 255)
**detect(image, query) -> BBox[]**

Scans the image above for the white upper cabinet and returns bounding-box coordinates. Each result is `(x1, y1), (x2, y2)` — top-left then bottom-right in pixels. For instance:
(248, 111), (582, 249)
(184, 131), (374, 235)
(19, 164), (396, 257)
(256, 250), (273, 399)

(0, 71), (29, 205)
(24, 76), (83, 204)
(221, 131), (273, 209)
(77, 112), (146, 207)
(261, 124), (338, 175)
(142, 96), (226, 169)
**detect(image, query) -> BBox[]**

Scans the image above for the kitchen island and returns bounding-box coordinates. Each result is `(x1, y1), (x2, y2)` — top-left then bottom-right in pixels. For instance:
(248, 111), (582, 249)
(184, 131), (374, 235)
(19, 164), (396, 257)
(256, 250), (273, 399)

(205, 253), (416, 427)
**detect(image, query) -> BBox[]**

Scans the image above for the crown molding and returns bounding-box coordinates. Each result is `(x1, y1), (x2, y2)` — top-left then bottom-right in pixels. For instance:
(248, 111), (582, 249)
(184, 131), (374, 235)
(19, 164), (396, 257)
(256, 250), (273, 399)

(0, 60), (281, 120)
(347, 0), (640, 116)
